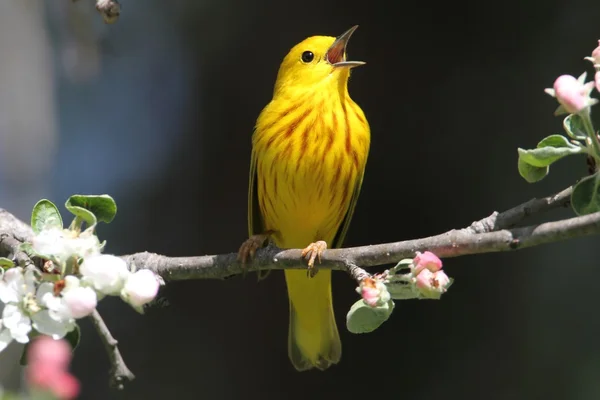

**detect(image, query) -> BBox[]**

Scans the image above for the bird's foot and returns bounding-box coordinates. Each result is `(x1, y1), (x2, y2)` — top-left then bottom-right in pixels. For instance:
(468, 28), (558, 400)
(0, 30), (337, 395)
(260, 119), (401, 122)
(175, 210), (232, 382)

(301, 240), (327, 278)
(237, 231), (275, 280)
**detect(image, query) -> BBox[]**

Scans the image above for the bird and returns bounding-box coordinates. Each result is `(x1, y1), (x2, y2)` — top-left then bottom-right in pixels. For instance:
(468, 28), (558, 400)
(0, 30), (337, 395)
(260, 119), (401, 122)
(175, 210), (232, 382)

(238, 25), (370, 371)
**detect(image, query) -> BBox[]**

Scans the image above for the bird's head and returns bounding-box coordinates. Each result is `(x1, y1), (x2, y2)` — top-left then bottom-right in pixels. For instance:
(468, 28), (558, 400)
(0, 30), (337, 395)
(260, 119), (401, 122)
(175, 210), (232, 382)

(274, 25), (364, 94)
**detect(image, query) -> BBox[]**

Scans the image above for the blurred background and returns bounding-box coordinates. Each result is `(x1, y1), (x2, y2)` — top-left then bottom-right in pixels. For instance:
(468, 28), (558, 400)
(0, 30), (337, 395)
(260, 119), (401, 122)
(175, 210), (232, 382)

(1, 0), (600, 399)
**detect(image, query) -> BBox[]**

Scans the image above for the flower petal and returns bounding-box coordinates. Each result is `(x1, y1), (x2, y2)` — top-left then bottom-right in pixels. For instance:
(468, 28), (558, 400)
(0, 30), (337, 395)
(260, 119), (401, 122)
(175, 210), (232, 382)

(3, 304), (23, 329)
(0, 327), (13, 352)
(31, 311), (75, 340)
(0, 268), (24, 304)
(36, 283), (54, 307)
(3, 306), (32, 343)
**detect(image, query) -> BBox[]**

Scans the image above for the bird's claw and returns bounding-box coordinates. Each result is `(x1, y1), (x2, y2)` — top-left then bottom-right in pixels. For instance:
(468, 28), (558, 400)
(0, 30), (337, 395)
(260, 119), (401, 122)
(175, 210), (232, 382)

(237, 231), (274, 280)
(301, 240), (327, 278)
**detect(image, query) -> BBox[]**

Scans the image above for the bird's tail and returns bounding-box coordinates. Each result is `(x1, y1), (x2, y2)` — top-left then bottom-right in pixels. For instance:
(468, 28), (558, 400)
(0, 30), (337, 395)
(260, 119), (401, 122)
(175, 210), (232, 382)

(284, 269), (341, 371)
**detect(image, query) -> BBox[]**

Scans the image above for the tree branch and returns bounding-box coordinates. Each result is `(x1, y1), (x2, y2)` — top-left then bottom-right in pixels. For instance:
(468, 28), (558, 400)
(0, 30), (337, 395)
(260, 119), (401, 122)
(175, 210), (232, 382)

(0, 186), (580, 282)
(89, 309), (135, 389)
(119, 186), (576, 280)
(0, 185), (590, 388)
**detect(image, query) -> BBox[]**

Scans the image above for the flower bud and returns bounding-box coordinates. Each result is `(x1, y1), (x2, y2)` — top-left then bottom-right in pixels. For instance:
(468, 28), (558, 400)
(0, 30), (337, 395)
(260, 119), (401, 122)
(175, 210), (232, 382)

(62, 286), (97, 319)
(79, 255), (129, 295)
(27, 335), (72, 371)
(26, 336), (80, 400)
(545, 74), (596, 115)
(415, 269), (451, 299)
(356, 277), (390, 308)
(121, 269), (160, 307)
(585, 40), (600, 66)
(411, 251), (443, 275)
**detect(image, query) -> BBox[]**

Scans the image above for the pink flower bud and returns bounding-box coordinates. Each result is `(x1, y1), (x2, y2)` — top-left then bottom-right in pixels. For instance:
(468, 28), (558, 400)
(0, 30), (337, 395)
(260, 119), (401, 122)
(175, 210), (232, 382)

(27, 336), (71, 370)
(588, 40), (600, 65)
(551, 75), (595, 114)
(26, 336), (80, 400)
(357, 277), (390, 307)
(415, 270), (451, 299)
(412, 251), (443, 275)
(595, 71), (600, 93)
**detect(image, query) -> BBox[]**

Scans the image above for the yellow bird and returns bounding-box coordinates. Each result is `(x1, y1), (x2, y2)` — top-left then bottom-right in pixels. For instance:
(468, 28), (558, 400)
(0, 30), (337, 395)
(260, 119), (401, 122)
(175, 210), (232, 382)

(238, 26), (370, 371)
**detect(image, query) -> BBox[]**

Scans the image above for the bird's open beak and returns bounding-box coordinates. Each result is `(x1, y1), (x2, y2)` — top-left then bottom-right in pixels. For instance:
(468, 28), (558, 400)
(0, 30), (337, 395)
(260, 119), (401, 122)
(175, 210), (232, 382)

(326, 25), (365, 68)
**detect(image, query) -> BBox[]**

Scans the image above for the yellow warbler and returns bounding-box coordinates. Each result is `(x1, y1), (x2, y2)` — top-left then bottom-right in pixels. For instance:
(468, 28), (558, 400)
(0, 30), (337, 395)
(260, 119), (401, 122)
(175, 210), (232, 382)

(239, 25), (370, 371)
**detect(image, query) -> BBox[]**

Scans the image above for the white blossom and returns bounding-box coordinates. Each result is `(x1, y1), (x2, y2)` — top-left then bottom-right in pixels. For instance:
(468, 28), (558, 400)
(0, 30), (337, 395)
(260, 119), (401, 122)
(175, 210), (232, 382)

(33, 283), (76, 339)
(0, 268), (75, 349)
(3, 304), (32, 343)
(79, 255), (130, 295)
(121, 269), (160, 308)
(31, 228), (101, 263)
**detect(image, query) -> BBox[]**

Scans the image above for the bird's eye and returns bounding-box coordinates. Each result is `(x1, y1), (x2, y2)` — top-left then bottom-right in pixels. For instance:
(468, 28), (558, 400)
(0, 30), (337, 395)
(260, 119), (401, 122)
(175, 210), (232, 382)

(301, 51), (314, 63)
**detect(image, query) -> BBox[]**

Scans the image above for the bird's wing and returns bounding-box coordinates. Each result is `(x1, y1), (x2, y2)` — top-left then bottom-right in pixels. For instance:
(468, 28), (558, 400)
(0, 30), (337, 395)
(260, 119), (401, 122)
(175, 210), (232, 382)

(332, 167), (366, 249)
(247, 148), (265, 236)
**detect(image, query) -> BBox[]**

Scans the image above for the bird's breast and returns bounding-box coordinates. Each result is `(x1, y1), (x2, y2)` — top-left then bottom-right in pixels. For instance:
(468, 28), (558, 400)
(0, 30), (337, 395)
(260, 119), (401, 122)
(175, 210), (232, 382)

(253, 93), (370, 248)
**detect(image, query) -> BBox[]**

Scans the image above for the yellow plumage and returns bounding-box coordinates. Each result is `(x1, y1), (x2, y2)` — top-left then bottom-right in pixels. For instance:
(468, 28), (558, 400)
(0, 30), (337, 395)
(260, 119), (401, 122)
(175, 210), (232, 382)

(246, 26), (370, 370)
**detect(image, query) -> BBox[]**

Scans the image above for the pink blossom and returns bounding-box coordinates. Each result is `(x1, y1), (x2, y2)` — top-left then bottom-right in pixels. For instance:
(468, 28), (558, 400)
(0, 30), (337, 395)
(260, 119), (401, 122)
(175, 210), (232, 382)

(412, 251), (443, 275)
(595, 71), (600, 93)
(585, 40), (600, 66)
(546, 74), (596, 114)
(357, 277), (390, 307)
(361, 285), (381, 307)
(415, 269), (451, 299)
(26, 336), (80, 400)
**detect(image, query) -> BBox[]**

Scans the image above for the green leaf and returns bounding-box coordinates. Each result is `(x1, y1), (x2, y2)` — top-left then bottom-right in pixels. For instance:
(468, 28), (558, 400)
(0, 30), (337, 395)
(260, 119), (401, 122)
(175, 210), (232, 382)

(30, 199), (63, 234)
(65, 194), (117, 223)
(518, 157), (549, 183)
(389, 258), (413, 273)
(564, 114), (588, 140)
(346, 299), (395, 334)
(65, 195), (117, 226)
(571, 173), (600, 215)
(518, 135), (582, 168)
(0, 258), (14, 269)
(65, 324), (81, 352)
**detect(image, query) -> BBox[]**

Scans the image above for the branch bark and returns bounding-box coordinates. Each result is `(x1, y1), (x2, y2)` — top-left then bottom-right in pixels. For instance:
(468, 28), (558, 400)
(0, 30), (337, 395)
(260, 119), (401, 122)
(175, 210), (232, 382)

(89, 309), (135, 389)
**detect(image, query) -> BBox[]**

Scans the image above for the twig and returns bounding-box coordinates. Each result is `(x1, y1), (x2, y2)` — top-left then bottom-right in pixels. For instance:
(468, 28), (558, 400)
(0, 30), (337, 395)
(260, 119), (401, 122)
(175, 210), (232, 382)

(344, 262), (371, 283)
(89, 309), (135, 389)
(466, 186), (572, 233)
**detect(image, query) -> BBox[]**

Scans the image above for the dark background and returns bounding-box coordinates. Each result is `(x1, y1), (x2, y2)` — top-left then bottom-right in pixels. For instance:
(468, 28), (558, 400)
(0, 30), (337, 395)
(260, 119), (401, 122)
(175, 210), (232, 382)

(1, 0), (600, 399)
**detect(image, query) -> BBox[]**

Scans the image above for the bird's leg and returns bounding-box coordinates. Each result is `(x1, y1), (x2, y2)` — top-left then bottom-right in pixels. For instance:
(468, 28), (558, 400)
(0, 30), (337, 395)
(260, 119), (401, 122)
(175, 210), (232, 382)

(301, 240), (328, 278)
(237, 230), (275, 280)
